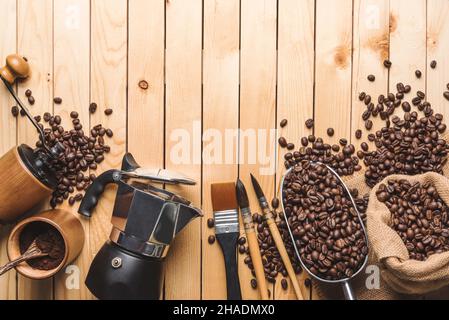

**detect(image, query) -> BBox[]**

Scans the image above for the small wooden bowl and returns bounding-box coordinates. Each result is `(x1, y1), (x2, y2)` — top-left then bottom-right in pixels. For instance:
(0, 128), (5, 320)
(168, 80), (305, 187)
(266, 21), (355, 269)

(7, 209), (84, 280)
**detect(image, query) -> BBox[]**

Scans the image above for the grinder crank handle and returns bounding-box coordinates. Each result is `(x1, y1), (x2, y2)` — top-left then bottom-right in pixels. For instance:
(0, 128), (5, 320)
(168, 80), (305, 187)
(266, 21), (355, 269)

(78, 169), (121, 218)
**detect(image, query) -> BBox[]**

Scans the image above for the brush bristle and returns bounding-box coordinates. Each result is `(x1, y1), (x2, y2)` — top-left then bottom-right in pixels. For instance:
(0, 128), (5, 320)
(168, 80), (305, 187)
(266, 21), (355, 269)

(211, 182), (238, 212)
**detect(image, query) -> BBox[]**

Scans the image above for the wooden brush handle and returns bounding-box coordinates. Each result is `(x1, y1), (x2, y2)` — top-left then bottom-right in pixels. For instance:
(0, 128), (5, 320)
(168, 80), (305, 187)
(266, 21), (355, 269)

(265, 214), (304, 300)
(246, 229), (269, 300)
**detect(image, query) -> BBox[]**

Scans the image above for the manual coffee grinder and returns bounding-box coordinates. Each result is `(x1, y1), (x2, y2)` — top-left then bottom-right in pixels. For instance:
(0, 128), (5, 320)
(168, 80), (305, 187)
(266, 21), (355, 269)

(0, 54), (64, 223)
(78, 153), (202, 300)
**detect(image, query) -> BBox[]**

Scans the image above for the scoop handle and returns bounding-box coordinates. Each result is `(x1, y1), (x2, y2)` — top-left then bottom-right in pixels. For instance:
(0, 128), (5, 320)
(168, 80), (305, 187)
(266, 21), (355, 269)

(342, 281), (356, 300)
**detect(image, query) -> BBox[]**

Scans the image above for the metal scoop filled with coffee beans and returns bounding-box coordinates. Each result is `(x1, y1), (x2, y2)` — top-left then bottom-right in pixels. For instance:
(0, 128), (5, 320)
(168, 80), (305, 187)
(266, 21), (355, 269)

(280, 160), (369, 300)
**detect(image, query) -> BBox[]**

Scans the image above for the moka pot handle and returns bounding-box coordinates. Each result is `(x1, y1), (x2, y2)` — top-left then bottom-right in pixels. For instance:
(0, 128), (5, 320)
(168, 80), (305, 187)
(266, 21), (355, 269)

(78, 170), (121, 217)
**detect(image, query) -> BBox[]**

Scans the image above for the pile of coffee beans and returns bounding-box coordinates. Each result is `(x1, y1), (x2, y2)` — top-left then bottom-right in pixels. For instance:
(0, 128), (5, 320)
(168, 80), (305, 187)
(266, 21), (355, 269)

(237, 210), (303, 290)
(279, 128), (362, 177)
(282, 161), (368, 280)
(376, 179), (449, 261)
(35, 111), (113, 207)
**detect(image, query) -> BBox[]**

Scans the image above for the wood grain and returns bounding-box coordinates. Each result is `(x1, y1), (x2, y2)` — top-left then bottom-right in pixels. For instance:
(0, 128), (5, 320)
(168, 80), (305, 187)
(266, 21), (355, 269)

(352, 0), (390, 149)
(276, 0), (315, 300)
(17, 0), (54, 300)
(90, 0), (127, 264)
(53, 0), (91, 300)
(0, 0), (17, 300)
(165, 0), (202, 300)
(315, 0), (354, 143)
(427, 0), (449, 116)
(240, 0), (277, 300)
(389, 0), (426, 94)
(202, 0), (240, 300)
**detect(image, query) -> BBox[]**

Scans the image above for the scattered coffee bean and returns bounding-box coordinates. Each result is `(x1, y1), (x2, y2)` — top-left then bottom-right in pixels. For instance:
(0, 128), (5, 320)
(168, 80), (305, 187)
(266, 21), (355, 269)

(271, 198), (280, 209)
(415, 70), (422, 78)
(281, 278), (288, 290)
(304, 278), (312, 288)
(11, 106), (19, 117)
(280, 119), (288, 128)
(89, 102), (98, 114)
(68, 197), (75, 206)
(383, 60), (392, 68)
(208, 235), (216, 245)
(359, 92), (366, 101)
(278, 137), (288, 148)
(25, 89), (32, 97)
(444, 92), (449, 101)
(238, 237), (246, 245)
(305, 119), (314, 129)
(70, 111), (79, 119)
(367, 74), (375, 82)
(355, 129), (362, 139)
(28, 96), (35, 105)
(430, 60), (437, 69)
(250, 279), (257, 289)
(20, 109), (26, 117)
(365, 120), (373, 130)
(207, 218), (215, 228)
(53, 97), (62, 104)
(287, 143), (295, 150)
(327, 128), (335, 137)
(104, 108), (113, 116)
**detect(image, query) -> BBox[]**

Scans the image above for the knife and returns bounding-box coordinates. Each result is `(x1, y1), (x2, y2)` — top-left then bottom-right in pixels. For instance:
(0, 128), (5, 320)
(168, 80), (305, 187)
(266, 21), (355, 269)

(235, 178), (269, 300)
(250, 174), (304, 300)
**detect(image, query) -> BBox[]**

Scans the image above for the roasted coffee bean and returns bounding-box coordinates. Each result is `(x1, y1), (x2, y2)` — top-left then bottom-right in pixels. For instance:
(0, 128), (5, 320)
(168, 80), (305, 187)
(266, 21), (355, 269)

(417, 91), (425, 99)
(20, 109), (26, 117)
(278, 137), (288, 148)
(74, 193), (83, 202)
(430, 60), (437, 69)
(238, 237), (246, 245)
(301, 137), (308, 147)
(11, 106), (19, 117)
(250, 279), (257, 289)
(104, 108), (113, 116)
(28, 96), (35, 105)
(415, 70), (422, 78)
(367, 74), (375, 82)
(365, 120), (373, 130)
(383, 59), (392, 68)
(305, 119), (314, 129)
(355, 129), (362, 139)
(25, 89), (32, 97)
(70, 111), (79, 119)
(359, 92), (366, 101)
(361, 142), (369, 152)
(208, 235), (216, 245)
(105, 129), (113, 138)
(402, 101), (411, 112)
(207, 218), (215, 228)
(377, 180), (449, 261)
(327, 128), (335, 137)
(89, 102), (98, 114)
(281, 279), (288, 290)
(287, 143), (295, 150)
(54, 97), (62, 104)
(444, 92), (449, 101)
(280, 119), (288, 128)
(68, 197), (75, 206)
(271, 198), (280, 209)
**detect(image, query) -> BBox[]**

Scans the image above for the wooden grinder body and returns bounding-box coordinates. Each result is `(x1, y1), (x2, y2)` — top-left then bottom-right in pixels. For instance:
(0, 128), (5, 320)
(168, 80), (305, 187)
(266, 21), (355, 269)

(0, 147), (53, 223)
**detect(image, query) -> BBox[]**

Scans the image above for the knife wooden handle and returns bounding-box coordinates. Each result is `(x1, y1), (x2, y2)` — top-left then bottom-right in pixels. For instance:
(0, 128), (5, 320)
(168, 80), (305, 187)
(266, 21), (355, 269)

(246, 229), (269, 300)
(266, 216), (304, 300)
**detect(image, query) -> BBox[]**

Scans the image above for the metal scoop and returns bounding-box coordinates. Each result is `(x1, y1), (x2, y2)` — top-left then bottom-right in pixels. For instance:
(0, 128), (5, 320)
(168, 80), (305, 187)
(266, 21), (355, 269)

(280, 161), (369, 300)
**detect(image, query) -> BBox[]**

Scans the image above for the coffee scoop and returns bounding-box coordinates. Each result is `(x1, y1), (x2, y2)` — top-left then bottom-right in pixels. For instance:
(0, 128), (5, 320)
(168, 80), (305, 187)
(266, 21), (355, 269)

(0, 54), (64, 159)
(280, 161), (369, 300)
(0, 237), (50, 276)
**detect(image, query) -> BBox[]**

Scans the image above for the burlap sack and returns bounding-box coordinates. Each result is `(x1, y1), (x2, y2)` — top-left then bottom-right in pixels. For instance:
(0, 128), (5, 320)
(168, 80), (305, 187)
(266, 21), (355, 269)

(365, 172), (449, 295)
(312, 170), (449, 300)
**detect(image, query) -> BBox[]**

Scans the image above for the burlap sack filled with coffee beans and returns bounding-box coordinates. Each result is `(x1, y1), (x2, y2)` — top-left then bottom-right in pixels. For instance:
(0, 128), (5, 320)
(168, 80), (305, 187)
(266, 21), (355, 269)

(312, 170), (449, 300)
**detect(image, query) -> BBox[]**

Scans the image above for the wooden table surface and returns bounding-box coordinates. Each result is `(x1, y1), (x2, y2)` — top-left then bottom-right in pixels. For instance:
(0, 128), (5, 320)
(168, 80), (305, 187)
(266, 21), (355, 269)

(1, 0), (449, 300)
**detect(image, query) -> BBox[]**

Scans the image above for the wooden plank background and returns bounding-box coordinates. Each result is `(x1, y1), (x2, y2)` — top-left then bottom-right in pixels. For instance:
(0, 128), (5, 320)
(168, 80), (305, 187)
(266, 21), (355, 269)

(1, 0), (449, 300)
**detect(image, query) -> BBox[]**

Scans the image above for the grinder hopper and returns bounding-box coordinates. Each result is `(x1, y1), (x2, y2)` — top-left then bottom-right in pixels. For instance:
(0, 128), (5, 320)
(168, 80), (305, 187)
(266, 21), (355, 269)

(78, 153), (202, 299)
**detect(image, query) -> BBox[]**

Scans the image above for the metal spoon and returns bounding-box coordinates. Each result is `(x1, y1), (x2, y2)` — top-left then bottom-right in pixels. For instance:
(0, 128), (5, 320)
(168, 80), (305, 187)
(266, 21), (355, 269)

(0, 240), (48, 276)
(280, 161), (369, 300)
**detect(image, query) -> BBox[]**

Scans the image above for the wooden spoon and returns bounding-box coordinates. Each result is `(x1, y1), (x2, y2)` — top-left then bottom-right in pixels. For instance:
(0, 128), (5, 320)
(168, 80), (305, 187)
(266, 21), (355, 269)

(0, 239), (48, 276)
